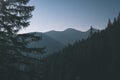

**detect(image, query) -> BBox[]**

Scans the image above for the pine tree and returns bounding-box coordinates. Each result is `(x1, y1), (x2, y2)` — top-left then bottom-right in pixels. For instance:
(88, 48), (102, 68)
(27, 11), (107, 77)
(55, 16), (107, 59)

(107, 19), (112, 27)
(0, 0), (34, 34)
(0, 0), (44, 79)
(0, 0), (44, 66)
(113, 17), (117, 25)
(117, 12), (120, 20)
(117, 12), (120, 24)
(90, 26), (93, 37)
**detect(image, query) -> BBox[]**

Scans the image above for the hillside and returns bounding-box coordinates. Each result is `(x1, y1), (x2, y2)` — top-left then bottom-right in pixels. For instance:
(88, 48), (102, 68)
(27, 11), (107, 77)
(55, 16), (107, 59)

(22, 28), (98, 57)
(44, 14), (120, 80)
(45, 28), (98, 45)
(25, 32), (64, 56)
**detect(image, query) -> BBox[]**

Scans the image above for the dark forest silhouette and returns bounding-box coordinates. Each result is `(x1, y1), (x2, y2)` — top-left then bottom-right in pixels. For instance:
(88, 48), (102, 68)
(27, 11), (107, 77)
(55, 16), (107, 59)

(0, 0), (120, 80)
(44, 13), (120, 80)
(0, 0), (43, 80)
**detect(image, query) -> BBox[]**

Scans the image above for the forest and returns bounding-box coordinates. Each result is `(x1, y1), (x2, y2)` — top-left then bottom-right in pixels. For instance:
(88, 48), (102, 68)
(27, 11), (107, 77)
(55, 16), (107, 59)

(0, 0), (120, 80)
(44, 13), (120, 80)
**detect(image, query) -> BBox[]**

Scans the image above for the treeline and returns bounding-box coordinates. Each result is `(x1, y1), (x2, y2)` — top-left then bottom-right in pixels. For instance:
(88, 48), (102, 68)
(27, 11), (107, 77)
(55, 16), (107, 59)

(44, 13), (120, 80)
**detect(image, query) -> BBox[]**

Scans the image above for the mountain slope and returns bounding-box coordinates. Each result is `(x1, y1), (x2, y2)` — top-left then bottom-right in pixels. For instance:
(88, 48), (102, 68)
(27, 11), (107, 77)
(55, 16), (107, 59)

(45, 15), (120, 80)
(45, 28), (98, 45)
(27, 32), (64, 55)
(22, 28), (98, 56)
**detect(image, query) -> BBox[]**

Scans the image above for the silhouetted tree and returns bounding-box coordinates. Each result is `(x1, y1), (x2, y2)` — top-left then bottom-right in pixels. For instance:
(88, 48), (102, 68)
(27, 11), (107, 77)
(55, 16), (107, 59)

(0, 0), (44, 80)
(107, 19), (112, 28)
(0, 0), (44, 61)
(90, 26), (94, 37)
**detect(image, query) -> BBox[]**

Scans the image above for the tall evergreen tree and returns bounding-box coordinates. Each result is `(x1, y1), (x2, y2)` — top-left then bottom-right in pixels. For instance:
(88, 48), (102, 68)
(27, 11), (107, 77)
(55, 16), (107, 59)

(0, 0), (34, 34)
(107, 19), (112, 27)
(0, 0), (44, 79)
(0, 0), (44, 70)
(90, 26), (94, 37)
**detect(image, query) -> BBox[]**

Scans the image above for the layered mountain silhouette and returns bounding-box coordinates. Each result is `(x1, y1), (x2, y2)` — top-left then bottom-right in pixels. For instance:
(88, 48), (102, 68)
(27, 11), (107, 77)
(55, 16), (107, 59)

(27, 32), (64, 55)
(26, 27), (98, 55)
(45, 28), (98, 45)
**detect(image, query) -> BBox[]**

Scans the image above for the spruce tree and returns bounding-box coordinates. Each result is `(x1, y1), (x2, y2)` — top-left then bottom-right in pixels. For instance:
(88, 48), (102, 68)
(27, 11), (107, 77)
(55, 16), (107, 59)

(0, 0), (43, 65)
(107, 19), (112, 27)
(0, 0), (44, 79)
(90, 26), (93, 37)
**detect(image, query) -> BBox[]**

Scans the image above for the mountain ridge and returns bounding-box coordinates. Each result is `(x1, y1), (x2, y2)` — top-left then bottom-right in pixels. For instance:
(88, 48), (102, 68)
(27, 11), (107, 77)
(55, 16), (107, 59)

(21, 27), (99, 57)
(45, 27), (99, 45)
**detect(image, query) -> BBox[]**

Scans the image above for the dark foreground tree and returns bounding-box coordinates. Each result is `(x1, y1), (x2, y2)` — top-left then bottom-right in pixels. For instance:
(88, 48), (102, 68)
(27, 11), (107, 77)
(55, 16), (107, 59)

(0, 0), (44, 80)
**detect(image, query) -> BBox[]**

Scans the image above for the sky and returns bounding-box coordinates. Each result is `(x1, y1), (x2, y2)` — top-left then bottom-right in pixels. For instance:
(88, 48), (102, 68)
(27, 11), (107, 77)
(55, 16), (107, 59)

(20, 0), (120, 33)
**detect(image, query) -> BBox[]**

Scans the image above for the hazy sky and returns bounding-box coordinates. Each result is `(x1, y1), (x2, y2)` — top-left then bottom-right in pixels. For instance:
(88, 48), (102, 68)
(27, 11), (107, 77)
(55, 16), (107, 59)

(20, 0), (120, 33)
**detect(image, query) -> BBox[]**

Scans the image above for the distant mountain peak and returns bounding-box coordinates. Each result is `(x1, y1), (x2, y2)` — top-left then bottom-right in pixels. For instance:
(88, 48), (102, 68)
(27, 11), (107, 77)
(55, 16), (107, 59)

(45, 28), (81, 34)
(45, 30), (60, 34)
(63, 28), (82, 33)
(64, 28), (78, 31)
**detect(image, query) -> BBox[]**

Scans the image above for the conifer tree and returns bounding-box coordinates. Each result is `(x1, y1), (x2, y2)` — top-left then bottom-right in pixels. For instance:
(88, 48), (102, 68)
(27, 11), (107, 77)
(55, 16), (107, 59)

(0, 0), (44, 79)
(90, 26), (93, 37)
(107, 19), (112, 27)
(0, 0), (44, 64)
